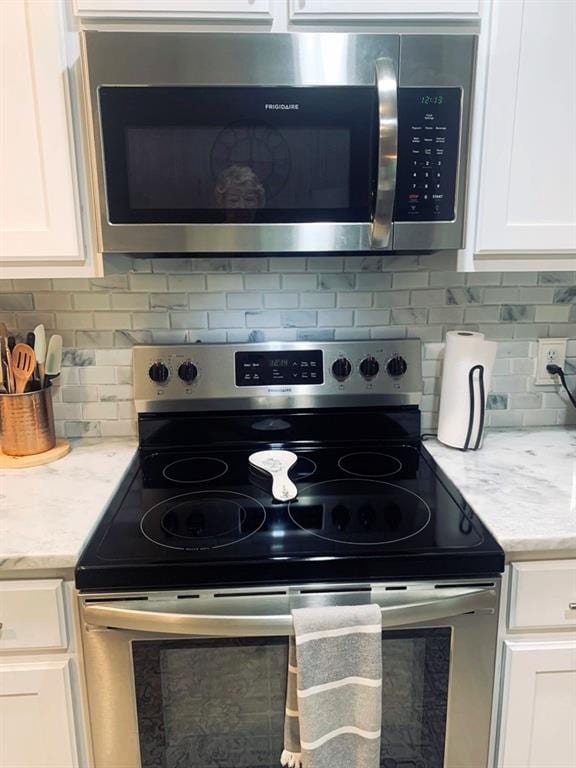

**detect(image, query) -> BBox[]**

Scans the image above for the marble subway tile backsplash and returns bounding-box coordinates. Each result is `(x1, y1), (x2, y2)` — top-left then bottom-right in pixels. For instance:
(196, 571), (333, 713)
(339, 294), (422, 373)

(0, 254), (574, 439)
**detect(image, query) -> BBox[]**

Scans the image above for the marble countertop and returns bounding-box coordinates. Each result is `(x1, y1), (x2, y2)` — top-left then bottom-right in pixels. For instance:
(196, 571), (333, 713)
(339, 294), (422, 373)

(0, 439), (137, 571)
(425, 428), (576, 558)
(1, 429), (574, 573)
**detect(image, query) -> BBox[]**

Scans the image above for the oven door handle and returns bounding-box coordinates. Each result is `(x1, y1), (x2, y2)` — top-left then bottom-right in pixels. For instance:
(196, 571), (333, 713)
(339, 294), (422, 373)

(372, 56), (398, 250)
(82, 586), (495, 636)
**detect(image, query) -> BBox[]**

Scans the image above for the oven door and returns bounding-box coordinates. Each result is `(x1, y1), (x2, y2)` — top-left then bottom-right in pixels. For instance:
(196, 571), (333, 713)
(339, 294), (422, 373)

(83, 32), (398, 253)
(80, 580), (500, 768)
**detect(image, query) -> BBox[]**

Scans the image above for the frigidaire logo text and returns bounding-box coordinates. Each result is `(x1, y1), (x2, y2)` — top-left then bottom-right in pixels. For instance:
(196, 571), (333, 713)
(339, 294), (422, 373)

(265, 103), (300, 110)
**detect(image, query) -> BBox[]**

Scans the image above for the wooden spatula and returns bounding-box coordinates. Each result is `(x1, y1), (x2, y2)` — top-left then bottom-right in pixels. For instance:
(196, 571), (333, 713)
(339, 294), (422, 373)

(11, 343), (36, 394)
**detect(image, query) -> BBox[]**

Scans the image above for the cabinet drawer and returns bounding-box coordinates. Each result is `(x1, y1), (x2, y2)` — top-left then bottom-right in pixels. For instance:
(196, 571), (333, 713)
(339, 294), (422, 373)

(510, 561), (576, 631)
(0, 580), (67, 651)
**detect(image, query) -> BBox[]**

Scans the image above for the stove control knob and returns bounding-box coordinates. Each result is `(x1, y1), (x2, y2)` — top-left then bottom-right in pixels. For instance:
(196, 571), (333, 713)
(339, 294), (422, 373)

(331, 357), (352, 381)
(386, 355), (408, 378)
(360, 356), (380, 380)
(148, 362), (169, 384)
(178, 362), (198, 383)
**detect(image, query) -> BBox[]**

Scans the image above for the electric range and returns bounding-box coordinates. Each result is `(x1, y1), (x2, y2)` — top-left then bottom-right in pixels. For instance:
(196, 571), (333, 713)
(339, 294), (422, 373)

(75, 340), (504, 592)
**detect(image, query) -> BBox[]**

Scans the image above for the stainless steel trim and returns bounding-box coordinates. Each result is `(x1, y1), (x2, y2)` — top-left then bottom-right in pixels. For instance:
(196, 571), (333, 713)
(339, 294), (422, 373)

(79, 578), (501, 768)
(133, 340), (422, 413)
(82, 586), (495, 636)
(372, 57), (398, 249)
(98, 222), (375, 254)
(569, 602), (576, 610)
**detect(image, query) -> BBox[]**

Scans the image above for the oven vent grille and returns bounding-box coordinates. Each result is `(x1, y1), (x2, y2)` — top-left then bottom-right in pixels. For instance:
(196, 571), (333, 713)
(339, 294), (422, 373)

(434, 582), (496, 589)
(84, 595), (149, 604)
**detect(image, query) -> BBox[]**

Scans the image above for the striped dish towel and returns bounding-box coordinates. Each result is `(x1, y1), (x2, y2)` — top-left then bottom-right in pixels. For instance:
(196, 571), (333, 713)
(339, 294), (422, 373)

(281, 603), (382, 768)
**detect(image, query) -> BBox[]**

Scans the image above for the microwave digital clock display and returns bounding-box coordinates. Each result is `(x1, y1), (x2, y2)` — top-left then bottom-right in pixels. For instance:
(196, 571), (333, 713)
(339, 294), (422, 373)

(420, 95), (444, 105)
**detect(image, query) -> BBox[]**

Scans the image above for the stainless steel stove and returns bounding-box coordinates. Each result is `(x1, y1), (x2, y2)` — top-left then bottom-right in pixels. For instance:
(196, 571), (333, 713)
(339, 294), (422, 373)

(76, 340), (504, 768)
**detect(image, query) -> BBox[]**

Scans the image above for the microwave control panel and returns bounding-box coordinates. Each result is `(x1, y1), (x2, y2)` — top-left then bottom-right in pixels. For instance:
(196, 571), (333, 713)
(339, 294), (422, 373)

(394, 88), (462, 222)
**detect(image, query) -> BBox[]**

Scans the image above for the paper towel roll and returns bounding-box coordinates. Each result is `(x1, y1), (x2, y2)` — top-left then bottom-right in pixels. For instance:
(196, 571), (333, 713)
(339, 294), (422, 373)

(437, 331), (497, 450)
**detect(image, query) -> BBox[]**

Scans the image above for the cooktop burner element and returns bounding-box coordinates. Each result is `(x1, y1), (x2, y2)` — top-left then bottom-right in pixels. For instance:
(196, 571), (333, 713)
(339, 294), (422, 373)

(338, 451), (403, 478)
(162, 457), (228, 484)
(76, 341), (504, 592)
(141, 491), (266, 550)
(288, 479), (431, 545)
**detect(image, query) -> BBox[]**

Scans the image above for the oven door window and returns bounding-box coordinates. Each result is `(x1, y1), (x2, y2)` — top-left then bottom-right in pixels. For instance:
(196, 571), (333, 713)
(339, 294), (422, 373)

(132, 628), (450, 768)
(99, 86), (377, 225)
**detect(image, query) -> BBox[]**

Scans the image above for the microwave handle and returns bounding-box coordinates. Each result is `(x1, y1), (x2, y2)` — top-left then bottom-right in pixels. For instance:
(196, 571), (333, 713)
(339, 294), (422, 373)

(82, 585), (494, 637)
(372, 57), (398, 249)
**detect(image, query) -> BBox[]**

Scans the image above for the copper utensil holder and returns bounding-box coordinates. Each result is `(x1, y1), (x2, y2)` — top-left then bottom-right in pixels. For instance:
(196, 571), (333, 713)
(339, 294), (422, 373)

(0, 384), (56, 456)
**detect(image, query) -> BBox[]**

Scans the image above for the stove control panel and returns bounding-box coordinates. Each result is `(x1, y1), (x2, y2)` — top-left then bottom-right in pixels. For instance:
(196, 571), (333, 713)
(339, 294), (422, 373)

(236, 350), (323, 387)
(134, 340), (422, 412)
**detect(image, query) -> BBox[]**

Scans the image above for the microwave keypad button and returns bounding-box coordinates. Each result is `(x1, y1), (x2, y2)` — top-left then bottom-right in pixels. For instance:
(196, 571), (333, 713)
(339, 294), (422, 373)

(394, 87), (461, 222)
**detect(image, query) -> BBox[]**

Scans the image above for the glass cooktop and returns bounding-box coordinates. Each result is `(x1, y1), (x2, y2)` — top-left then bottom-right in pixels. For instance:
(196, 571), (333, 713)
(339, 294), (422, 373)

(76, 442), (504, 591)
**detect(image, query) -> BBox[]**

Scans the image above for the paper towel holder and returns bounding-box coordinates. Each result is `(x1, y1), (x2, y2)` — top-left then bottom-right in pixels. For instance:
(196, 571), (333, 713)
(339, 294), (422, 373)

(463, 364), (486, 451)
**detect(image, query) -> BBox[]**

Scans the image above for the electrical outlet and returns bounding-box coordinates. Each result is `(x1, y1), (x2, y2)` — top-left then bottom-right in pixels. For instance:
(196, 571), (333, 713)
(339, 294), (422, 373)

(535, 338), (567, 385)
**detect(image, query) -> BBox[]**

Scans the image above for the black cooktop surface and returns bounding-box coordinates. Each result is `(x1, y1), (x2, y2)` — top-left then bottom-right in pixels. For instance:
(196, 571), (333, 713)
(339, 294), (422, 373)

(76, 433), (504, 591)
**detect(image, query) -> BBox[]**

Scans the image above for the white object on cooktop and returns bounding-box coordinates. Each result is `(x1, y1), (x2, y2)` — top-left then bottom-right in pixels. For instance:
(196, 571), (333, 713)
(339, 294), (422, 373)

(249, 450), (298, 502)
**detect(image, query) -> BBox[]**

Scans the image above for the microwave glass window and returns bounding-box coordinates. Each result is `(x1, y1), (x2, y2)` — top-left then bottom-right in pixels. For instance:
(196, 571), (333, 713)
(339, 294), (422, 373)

(99, 86), (377, 224)
(125, 126), (351, 216)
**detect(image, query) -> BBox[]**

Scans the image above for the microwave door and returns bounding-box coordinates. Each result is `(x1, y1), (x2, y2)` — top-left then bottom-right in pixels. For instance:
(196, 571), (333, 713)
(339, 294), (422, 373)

(371, 57), (398, 249)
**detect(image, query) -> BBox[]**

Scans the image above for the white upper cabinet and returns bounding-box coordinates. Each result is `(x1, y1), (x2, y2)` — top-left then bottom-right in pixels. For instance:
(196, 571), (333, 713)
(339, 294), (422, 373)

(0, 0), (89, 271)
(73, 0), (275, 20)
(475, 0), (576, 255)
(289, 0), (481, 21)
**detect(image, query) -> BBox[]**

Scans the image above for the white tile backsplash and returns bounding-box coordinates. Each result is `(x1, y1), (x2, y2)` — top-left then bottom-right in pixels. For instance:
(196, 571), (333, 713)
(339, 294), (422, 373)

(0, 256), (573, 438)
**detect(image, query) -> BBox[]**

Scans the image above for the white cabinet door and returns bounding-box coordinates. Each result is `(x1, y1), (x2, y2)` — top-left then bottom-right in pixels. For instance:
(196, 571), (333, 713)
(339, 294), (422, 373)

(498, 640), (576, 768)
(476, 0), (576, 254)
(289, 0), (481, 21)
(0, 659), (79, 768)
(74, 0), (274, 19)
(0, 0), (85, 266)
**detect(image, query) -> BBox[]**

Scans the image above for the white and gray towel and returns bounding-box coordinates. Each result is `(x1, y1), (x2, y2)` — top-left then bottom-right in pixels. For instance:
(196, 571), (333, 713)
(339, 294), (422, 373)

(281, 603), (382, 768)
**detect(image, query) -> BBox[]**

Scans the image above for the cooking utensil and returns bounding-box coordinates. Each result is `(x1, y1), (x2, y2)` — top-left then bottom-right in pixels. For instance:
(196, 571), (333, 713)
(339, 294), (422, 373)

(0, 349), (5, 394)
(249, 449), (298, 502)
(33, 324), (46, 386)
(0, 322), (8, 338)
(1, 337), (14, 394)
(8, 335), (15, 353)
(25, 332), (37, 386)
(44, 334), (63, 385)
(11, 343), (36, 394)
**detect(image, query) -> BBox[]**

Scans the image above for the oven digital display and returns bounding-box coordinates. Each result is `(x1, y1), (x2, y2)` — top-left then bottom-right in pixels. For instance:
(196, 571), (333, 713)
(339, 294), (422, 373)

(235, 350), (324, 387)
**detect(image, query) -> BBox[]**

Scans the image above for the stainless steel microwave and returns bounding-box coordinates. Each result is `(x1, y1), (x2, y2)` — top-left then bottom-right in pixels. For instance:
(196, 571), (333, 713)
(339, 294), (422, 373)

(81, 32), (477, 254)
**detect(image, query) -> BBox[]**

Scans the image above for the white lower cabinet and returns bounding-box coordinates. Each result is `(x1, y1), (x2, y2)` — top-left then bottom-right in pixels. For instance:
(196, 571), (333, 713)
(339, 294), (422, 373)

(0, 658), (79, 768)
(0, 580), (87, 768)
(495, 560), (576, 768)
(497, 640), (576, 768)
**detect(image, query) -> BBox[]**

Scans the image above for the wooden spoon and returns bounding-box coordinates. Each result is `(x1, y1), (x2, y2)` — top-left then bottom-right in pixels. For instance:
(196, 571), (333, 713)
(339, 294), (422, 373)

(11, 343), (36, 394)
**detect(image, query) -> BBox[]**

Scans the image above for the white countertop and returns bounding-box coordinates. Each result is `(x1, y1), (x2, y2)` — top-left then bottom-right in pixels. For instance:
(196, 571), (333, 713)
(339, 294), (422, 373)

(0, 439), (137, 571)
(1, 429), (574, 573)
(425, 428), (576, 558)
